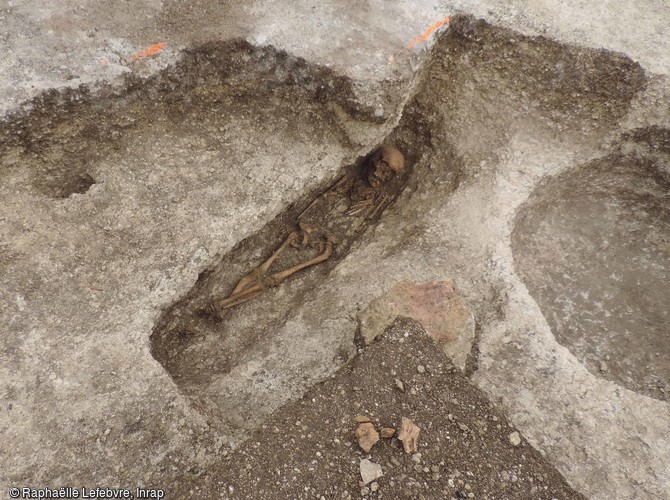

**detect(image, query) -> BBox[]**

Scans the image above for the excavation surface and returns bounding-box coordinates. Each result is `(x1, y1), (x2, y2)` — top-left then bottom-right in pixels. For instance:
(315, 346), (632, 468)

(2, 10), (670, 500)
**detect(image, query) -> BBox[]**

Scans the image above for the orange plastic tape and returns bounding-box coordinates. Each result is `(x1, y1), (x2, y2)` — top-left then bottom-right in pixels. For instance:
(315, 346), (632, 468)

(132, 42), (166, 60)
(407, 17), (451, 49)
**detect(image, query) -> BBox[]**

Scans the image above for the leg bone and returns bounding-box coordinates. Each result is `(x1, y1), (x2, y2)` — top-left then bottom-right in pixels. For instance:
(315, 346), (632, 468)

(214, 234), (334, 311)
(230, 231), (299, 295)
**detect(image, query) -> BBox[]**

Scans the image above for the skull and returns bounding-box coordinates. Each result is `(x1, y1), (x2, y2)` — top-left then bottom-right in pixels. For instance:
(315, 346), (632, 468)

(366, 146), (405, 188)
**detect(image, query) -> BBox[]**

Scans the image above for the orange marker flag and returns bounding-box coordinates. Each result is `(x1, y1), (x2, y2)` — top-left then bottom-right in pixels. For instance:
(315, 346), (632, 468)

(132, 42), (166, 60)
(407, 16), (451, 49)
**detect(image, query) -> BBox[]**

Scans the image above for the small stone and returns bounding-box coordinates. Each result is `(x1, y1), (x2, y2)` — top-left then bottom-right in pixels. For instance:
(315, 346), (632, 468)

(360, 459), (383, 485)
(381, 427), (396, 438)
(501, 471), (510, 481)
(509, 431), (521, 447)
(395, 379), (405, 392)
(360, 487), (369, 496)
(390, 457), (401, 467)
(398, 417), (421, 453)
(599, 361), (609, 373)
(417, 365), (426, 374)
(411, 453), (422, 463)
(431, 465), (440, 473)
(370, 482), (379, 492)
(355, 423), (380, 452)
(354, 415), (372, 423)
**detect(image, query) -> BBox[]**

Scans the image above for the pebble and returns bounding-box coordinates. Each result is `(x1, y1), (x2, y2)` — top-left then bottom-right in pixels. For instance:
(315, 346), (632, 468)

(395, 379), (405, 392)
(509, 431), (522, 446)
(417, 365), (426, 374)
(360, 459), (383, 485)
(370, 482), (379, 492)
(398, 416), (421, 454)
(354, 415), (372, 423)
(355, 423), (380, 453)
(599, 361), (609, 373)
(381, 427), (396, 438)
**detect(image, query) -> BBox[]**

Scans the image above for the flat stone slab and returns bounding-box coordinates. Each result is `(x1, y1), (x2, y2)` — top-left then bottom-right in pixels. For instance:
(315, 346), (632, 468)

(359, 280), (475, 369)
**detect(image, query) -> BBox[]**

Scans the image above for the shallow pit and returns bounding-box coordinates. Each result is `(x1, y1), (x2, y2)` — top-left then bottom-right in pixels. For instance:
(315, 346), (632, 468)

(513, 130), (670, 400)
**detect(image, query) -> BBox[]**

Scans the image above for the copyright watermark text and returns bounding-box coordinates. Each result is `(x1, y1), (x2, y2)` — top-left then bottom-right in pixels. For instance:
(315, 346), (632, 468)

(8, 487), (165, 499)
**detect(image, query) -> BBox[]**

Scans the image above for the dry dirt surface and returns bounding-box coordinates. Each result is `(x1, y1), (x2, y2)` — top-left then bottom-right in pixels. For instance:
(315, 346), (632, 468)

(2, 7), (670, 500)
(171, 319), (583, 499)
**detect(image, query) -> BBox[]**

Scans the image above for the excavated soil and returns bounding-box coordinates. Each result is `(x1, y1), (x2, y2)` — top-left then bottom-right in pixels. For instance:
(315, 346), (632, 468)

(170, 319), (584, 499)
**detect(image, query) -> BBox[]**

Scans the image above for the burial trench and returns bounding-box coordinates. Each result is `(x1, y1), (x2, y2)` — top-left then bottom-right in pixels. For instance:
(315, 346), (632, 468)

(149, 126), (433, 432)
(2, 14), (667, 489)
